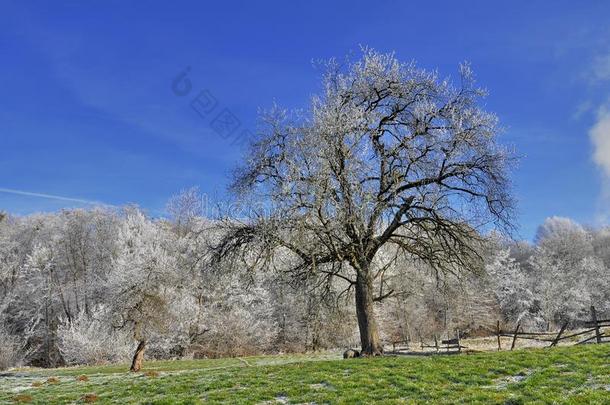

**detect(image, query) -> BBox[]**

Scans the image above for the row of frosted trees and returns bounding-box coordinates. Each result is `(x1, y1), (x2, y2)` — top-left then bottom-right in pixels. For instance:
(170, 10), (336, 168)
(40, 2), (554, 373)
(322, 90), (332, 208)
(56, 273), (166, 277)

(1, 196), (608, 369)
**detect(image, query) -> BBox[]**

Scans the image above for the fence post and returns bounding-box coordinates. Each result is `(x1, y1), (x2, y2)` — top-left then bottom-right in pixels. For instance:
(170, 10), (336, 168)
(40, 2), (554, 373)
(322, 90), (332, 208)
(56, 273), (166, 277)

(510, 323), (521, 351)
(591, 306), (602, 344)
(434, 335), (439, 352)
(496, 320), (501, 351)
(550, 322), (568, 347)
(457, 330), (461, 353)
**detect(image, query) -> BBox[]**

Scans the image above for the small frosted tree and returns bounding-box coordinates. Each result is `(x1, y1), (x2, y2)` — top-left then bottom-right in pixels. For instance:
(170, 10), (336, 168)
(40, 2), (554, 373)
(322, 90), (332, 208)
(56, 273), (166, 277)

(531, 217), (595, 327)
(108, 209), (180, 371)
(485, 247), (536, 326)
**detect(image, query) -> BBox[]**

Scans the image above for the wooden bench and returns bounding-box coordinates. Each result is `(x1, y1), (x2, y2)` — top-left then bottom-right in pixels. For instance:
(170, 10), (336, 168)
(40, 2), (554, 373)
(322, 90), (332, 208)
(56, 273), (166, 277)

(420, 332), (466, 353)
(441, 336), (466, 353)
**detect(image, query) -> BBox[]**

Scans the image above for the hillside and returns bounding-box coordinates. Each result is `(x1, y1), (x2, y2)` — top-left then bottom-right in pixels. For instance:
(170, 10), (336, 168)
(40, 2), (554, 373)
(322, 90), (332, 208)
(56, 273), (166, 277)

(1, 345), (609, 404)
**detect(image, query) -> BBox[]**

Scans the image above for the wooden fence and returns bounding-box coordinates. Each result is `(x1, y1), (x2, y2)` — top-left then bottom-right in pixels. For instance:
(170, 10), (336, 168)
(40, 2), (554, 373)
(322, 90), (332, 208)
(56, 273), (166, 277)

(387, 305), (608, 355)
(497, 306), (610, 351)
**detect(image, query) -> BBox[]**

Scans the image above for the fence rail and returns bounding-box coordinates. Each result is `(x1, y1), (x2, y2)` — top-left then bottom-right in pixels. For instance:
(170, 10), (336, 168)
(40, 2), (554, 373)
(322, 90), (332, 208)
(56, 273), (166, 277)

(496, 305), (609, 351)
(389, 305), (608, 355)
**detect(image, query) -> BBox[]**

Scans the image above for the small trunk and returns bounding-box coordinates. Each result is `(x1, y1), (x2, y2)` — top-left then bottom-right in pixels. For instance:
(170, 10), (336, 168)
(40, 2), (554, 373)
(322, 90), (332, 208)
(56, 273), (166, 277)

(355, 270), (383, 356)
(130, 340), (146, 372)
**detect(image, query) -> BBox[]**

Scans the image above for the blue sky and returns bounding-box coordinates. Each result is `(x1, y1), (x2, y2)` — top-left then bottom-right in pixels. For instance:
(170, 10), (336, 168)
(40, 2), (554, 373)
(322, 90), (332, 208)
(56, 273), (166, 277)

(1, 1), (610, 240)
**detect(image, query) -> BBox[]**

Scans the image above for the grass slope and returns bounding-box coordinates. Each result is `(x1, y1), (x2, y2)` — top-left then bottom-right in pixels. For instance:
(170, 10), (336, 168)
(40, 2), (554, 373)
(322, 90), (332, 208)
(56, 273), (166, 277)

(1, 345), (609, 404)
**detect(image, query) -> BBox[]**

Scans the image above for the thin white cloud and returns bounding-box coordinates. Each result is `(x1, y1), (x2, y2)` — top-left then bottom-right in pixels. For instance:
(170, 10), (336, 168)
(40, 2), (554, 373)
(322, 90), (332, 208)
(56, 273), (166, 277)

(590, 105), (610, 224)
(590, 106), (610, 177)
(0, 187), (112, 207)
(572, 100), (593, 120)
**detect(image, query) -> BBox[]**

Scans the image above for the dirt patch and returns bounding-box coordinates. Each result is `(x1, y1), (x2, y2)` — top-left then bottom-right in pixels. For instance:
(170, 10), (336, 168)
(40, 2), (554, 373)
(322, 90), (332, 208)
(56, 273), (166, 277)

(46, 377), (60, 384)
(12, 394), (33, 403)
(144, 371), (160, 378)
(81, 393), (99, 403)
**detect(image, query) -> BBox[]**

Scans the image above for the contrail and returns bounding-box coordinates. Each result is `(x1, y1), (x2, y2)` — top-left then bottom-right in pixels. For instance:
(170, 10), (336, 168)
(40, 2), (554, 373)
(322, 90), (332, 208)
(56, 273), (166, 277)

(0, 187), (113, 207)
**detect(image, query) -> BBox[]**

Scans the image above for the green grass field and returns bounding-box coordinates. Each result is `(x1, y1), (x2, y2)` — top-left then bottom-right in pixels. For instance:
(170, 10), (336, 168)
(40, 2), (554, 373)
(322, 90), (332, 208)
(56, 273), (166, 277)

(1, 345), (609, 404)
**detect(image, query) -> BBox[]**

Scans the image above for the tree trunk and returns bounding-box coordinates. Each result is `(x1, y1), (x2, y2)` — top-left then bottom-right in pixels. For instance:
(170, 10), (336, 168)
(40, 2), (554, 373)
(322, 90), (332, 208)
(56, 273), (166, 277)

(355, 270), (383, 356)
(130, 340), (146, 372)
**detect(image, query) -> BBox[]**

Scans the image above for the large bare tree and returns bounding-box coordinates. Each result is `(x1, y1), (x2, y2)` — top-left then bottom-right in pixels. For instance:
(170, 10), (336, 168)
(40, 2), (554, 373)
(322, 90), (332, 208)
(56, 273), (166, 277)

(213, 49), (514, 355)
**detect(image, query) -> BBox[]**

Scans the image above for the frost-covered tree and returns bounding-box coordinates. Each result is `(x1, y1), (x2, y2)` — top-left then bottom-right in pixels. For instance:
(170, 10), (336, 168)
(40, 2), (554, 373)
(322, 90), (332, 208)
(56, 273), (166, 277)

(591, 228), (610, 269)
(530, 217), (596, 327)
(485, 247), (537, 327)
(166, 186), (204, 236)
(108, 209), (181, 371)
(54, 209), (118, 319)
(213, 49), (514, 355)
(22, 241), (66, 367)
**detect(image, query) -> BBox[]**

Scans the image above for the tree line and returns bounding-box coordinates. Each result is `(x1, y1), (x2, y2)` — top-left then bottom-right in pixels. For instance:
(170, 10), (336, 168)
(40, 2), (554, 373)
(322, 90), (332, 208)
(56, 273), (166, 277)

(0, 199), (608, 370)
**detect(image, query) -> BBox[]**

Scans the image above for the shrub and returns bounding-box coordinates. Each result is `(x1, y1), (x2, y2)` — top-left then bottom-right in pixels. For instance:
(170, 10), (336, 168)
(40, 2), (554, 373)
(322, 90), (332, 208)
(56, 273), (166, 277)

(57, 308), (132, 366)
(0, 328), (22, 370)
(193, 289), (278, 358)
